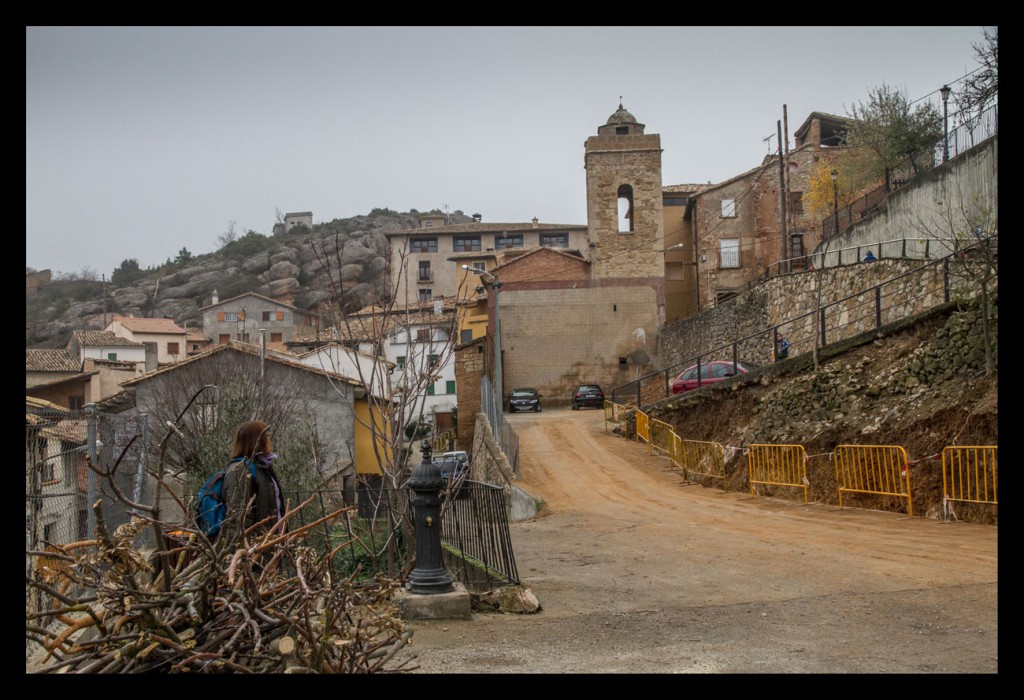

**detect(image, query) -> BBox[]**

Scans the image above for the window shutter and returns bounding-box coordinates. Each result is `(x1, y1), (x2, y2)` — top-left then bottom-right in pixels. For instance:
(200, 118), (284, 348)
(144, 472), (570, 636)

(217, 312), (225, 321)
(276, 310), (284, 321)
(239, 311), (245, 320)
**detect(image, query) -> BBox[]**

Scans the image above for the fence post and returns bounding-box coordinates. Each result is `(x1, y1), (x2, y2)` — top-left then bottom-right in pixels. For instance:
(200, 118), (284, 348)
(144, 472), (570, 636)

(943, 258), (950, 303)
(874, 287), (882, 329)
(819, 306), (827, 348)
(85, 403), (98, 539)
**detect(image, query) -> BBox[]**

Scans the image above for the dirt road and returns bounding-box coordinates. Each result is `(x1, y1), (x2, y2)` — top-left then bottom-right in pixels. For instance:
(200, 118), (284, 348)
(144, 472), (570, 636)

(399, 407), (998, 674)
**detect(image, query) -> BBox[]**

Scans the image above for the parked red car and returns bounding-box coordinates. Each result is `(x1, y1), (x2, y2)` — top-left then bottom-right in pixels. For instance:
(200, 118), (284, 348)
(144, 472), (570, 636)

(671, 360), (759, 395)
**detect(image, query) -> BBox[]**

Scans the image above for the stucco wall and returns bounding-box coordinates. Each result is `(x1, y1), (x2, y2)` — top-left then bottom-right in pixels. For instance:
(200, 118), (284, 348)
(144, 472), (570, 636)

(819, 136), (997, 265)
(500, 285), (659, 404)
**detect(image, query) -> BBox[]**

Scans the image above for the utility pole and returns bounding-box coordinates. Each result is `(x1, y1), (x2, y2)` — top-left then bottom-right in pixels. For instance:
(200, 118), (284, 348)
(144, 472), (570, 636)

(777, 120), (788, 272)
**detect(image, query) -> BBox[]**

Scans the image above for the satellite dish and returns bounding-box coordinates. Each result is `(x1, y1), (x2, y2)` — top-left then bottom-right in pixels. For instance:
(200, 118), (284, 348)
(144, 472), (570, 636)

(632, 327), (646, 341)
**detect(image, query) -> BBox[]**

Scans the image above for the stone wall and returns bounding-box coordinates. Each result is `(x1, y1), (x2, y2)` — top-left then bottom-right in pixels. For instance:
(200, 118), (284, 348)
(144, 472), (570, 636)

(454, 337), (485, 454)
(656, 257), (957, 376)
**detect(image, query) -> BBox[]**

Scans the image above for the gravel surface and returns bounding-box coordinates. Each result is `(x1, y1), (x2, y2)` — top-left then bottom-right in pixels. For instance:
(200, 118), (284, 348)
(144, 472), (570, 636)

(395, 408), (998, 674)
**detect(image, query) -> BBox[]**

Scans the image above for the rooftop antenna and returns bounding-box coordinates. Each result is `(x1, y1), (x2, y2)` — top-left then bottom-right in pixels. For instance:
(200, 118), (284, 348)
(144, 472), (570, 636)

(443, 203), (450, 224)
(763, 133), (775, 154)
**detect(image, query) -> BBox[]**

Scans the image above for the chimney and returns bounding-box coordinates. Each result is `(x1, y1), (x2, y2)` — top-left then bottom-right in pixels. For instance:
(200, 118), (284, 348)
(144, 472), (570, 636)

(532, 217), (539, 228)
(472, 213), (482, 223)
(212, 288), (219, 305)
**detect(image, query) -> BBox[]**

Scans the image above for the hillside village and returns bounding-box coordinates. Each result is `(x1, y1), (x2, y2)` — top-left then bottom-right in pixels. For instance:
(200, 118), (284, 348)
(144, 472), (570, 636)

(27, 95), (997, 550)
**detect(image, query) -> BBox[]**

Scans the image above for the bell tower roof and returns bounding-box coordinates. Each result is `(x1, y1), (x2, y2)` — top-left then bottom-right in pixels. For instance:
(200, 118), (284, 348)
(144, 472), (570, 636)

(597, 100), (645, 136)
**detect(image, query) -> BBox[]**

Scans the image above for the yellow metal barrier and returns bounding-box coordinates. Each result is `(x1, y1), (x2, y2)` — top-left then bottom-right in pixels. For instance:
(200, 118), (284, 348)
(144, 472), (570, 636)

(649, 418), (674, 457)
(681, 439), (726, 489)
(604, 401), (631, 433)
(833, 444), (912, 516)
(635, 410), (650, 446)
(748, 444), (808, 503)
(941, 445), (997, 519)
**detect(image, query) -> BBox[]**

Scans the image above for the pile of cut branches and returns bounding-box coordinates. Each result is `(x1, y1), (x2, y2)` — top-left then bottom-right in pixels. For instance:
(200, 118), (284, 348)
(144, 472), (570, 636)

(26, 498), (417, 674)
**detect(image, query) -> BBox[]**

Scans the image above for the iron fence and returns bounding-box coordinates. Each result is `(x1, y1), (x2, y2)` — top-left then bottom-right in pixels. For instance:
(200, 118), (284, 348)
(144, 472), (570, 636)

(614, 247), (996, 407)
(482, 377), (520, 478)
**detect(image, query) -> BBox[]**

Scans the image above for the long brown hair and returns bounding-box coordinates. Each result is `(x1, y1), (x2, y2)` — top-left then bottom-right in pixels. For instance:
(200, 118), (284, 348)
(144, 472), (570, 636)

(231, 420), (272, 460)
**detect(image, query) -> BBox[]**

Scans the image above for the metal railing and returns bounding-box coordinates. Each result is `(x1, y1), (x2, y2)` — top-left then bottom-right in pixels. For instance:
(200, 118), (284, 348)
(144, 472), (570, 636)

(482, 377), (520, 478)
(614, 246), (995, 407)
(440, 480), (520, 587)
(941, 445), (997, 522)
(748, 444), (808, 503)
(834, 444), (913, 516)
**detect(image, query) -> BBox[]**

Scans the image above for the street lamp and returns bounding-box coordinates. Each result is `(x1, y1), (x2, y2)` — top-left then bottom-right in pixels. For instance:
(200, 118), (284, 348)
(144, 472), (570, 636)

(940, 84), (951, 163)
(462, 264), (503, 412)
(830, 169), (839, 237)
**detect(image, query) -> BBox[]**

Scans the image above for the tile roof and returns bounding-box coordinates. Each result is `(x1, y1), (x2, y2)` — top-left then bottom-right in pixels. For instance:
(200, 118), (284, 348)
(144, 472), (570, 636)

(71, 330), (145, 347)
(662, 184), (708, 194)
(120, 340), (363, 389)
(385, 222), (586, 237)
(112, 316), (186, 334)
(198, 291), (320, 314)
(26, 348), (81, 373)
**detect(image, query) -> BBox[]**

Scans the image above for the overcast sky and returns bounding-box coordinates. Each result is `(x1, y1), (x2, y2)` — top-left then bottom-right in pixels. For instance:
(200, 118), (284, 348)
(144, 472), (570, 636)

(26, 26), (992, 278)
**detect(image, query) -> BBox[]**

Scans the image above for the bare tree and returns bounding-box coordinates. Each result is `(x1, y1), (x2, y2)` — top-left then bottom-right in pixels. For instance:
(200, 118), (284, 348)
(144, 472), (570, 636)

(216, 219), (239, 249)
(958, 28), (997, 117)
(310, 231), (474, 572)
(275, 207), (286, 224)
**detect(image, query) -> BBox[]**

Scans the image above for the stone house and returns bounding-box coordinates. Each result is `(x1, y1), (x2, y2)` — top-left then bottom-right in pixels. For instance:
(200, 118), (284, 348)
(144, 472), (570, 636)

(684, 111), (853, 307)
(114, 341), (373, 522)
(105, 315), (187, 364)
(26, 397), (88, 547)
(200, 291), (322, 347)
(385, 218), (589, 306)
(272, 211), (313, 236)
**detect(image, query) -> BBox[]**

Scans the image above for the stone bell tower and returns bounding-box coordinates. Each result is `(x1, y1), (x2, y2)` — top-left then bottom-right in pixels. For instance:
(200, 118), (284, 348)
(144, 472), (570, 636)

(584, 102), (665, 282)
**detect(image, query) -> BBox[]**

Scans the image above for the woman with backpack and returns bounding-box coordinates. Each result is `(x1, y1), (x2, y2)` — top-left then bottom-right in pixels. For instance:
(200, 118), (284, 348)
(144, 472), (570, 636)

(221, 420), (287, 540)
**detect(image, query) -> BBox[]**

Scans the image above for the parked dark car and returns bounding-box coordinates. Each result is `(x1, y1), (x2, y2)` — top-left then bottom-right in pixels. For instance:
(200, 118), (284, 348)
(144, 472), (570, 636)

(432, 450), (468, 479)
(570, 384), (605, 410)
(508, 387), (542, 413)
(671, 360), (759, 395)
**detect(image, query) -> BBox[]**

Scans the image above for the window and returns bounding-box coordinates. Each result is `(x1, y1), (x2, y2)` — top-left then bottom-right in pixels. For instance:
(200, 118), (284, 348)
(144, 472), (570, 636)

(270, 332), (282, 343)
(460, 329), (473, 344)
(219, 334), (231, 344)
(495, 233), (523, 249)
(426, 383), (436, 396)
(788, 191), (803, 214)
(106, 352), (117, 361)
(720, 239), (740, 268)
(396, 356), (406, 370)
(418, 260), (432, 282)
(225, 312), (239, 322)
(453, 235), (481, 252)
(167, 342), (180, 355)
(617, 184), (635, 232)
(262, 311), (271, 321)
(791, 233), (805, 259)
(446, 380), (456, 394)
(721, 199), (737, 218)
(663, 196), (687, 206)
(43, 523), (54, 542)
(411, 237), (437, 253)
(418, 289), (432, 302)
(42, 460), (56, 483)
(69, 396), (84, 411)
(615, 126), (628, 135)
(425, 221), (433, 227)
(540, 232), (569, 248)
(429, 354), (439, 367)
(416, 328), (431, 342)
(471, 261), (486, 273)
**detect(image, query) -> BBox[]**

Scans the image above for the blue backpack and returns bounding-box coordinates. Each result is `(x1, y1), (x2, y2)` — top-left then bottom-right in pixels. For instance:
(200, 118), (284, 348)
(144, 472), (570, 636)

(195, 458), (257, 537)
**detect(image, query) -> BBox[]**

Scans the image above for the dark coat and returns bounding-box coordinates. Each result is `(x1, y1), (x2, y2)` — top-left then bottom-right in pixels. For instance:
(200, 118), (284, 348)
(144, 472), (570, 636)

(221, 456), (286, 534)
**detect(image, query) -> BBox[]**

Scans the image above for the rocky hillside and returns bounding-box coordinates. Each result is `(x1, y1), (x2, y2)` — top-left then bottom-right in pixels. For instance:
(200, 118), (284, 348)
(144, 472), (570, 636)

(26, 208), (474, 349)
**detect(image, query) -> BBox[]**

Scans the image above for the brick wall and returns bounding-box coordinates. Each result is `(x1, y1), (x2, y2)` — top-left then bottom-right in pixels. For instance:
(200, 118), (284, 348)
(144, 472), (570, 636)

(455, 338), (485, 453)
